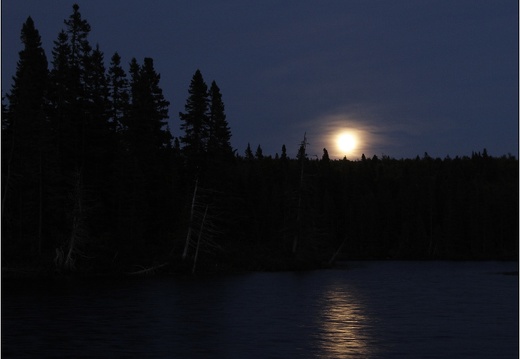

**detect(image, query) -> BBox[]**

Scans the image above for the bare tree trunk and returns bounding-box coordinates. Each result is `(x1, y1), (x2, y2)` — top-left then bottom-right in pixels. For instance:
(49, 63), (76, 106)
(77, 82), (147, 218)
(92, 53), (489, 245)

(192, 205), (208, 274)
(328, 238), (347, 265)
(128, 262), (169, 275)
(182, 178), (198, 260)
(57, 169), (87, 272)
(65, 212), (80, 271)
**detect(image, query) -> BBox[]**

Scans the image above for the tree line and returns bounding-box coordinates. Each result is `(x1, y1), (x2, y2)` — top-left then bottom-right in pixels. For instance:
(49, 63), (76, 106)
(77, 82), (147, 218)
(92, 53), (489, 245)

(2, 5), (518, 276)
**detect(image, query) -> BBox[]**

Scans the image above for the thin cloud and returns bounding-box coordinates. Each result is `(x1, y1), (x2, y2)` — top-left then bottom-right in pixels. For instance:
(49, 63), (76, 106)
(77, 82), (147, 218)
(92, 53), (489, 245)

(297, 104), (460, 159)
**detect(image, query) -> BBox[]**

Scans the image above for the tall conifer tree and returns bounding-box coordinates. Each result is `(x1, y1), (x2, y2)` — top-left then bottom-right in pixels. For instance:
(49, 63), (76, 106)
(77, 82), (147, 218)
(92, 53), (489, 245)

(245, 143), (254, 160)
(207, 81), (232, 160)
(48, 3), (93, 171)
(3, 17), (49, 252)
(108, 52), (129, 132)
(127, 57), (171, 154)
(121, 57), (171, 247)
(64, 3), (91, 77)
(47, 4), (116, 261)
(179, 69), (210, 172)
(64, 3), (92, 168)
(82, 44), (115, 237)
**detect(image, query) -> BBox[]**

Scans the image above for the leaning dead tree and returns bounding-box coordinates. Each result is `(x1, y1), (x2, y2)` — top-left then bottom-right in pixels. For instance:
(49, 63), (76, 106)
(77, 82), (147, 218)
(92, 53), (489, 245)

(127, 262), (169, 276)
(192, 204), (209, 274)
(181, 179), (224, 273)
(131, 178), (224, 276)
(54, 169), (88, 272)
(182, 178), (199, 260)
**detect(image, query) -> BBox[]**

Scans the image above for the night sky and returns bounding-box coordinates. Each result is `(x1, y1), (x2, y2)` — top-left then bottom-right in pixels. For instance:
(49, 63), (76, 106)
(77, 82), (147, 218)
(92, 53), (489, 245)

(2, 1), (518, 159)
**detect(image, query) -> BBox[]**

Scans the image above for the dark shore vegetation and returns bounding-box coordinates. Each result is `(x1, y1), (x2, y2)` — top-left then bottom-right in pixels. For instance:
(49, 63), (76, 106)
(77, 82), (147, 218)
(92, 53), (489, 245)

(2, 5), (518, 277)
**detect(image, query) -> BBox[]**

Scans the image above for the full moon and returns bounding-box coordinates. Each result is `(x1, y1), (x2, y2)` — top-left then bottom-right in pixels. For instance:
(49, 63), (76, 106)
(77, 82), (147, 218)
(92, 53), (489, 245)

(337, 132), (357, 154)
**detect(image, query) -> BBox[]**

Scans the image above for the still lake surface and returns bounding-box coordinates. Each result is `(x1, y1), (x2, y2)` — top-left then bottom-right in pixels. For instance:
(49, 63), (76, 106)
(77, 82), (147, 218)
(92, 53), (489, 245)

(2, 261), (518, 358)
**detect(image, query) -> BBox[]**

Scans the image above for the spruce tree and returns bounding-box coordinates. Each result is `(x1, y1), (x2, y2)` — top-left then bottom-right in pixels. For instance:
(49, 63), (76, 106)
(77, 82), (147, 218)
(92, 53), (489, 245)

(107, 52), (130, 246)
(127, 57), (171, 154)
(179, 69), (210, 172)
(121, 57), (172, 248)
(48, 4), (116, 262)
(207, 81), (232, 160)
(64, 3), (92, 168)
(48, 30), (73, 168)
(83, 44), (111, 155)
(3, 17), (49, 253)
(139, 57), (171, 148)
(82, 44), (115, 237)
(46, 29), (76, 251)
(322, 148), (330, 162)
(48, 3), (93, 171)
(64, 3), (91, 76)
(297, 133), (308, 162)
(108, 52), (129, 132)
(255, 145), (264, 159)
(281, 144), (288, 161)
(245, 143), (254, 160)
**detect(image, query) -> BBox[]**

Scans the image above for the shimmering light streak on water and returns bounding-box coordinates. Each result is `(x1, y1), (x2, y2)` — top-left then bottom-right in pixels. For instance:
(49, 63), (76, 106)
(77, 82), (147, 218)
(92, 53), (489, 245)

(317, 285), (374, 358)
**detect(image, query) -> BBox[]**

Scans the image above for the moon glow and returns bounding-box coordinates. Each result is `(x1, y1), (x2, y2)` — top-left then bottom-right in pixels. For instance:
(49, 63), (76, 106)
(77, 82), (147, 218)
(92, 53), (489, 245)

(336, 132), (357, 154)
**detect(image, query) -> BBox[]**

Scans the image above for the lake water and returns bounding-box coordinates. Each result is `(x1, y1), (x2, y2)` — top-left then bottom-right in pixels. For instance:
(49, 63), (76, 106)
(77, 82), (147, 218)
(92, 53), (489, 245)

(2, 261), (518, 358)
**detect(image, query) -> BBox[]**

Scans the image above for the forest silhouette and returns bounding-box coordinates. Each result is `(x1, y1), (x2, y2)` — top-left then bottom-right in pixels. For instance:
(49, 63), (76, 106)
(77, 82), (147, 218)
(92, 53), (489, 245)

(2, 5), (518, 276)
